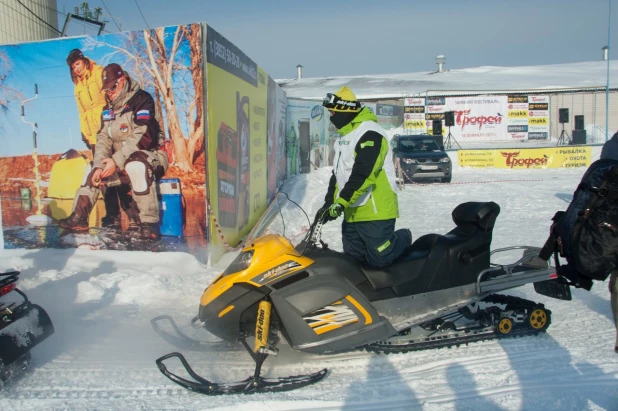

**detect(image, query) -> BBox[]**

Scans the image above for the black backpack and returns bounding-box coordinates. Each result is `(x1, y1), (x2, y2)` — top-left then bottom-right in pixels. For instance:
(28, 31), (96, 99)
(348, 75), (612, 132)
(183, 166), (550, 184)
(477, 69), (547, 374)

(549, 159), (618, 282)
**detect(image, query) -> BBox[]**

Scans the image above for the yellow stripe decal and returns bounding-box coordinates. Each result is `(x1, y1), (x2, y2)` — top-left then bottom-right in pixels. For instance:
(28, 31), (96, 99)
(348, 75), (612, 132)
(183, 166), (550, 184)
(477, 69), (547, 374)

(346, 295), (373, 325)
(218, 305), (234, 318)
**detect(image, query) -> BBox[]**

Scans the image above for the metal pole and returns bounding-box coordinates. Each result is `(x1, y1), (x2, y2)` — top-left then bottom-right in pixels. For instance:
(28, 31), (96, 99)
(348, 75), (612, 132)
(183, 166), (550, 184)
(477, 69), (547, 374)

(21, 84), (42, 216)
(606, 0), (612, 141)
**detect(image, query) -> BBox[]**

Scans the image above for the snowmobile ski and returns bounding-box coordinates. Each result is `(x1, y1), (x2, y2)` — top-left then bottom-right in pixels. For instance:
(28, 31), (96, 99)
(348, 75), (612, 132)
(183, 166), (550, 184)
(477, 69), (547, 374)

(156, 300), (327, 395)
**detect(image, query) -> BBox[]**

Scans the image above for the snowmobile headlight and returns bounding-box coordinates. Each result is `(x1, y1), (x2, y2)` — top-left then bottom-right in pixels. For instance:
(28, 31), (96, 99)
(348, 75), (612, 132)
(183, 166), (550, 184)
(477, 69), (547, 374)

(439, 157), (451, 163)
(403, 158), (417, 164)
(222, 250), (255, 276)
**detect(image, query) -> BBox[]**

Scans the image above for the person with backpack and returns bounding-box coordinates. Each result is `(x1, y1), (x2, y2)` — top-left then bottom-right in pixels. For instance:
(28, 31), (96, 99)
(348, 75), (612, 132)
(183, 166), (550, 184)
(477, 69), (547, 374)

(542, 132), (618, 353)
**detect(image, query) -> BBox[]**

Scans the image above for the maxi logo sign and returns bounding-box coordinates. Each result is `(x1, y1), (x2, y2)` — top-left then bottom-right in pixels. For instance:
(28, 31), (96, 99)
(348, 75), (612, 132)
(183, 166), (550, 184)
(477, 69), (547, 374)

(501, 151), (549, 168)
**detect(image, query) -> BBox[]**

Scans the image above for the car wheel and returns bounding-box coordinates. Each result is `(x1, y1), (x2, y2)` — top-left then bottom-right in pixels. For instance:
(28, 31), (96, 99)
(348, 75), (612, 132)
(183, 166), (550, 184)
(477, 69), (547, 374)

(441, 175), (452, 183)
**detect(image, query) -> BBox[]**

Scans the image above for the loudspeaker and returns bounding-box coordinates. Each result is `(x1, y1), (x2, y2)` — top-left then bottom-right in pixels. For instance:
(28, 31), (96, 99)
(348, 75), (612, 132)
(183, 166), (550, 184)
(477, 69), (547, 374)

(444, 111), (455, 127)
(432, 120), (443, 136)
(575, 115), (584, 131)
(433, 134), (443, 149)
(572, 130), (587, 145)
(559, 108), (569, 124)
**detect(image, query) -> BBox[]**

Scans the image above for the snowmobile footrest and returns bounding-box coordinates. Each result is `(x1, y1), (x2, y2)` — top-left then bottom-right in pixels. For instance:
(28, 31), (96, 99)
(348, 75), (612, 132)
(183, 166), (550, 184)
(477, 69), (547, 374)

(155, 352), (327, 395)
(534, 278), (572, 301)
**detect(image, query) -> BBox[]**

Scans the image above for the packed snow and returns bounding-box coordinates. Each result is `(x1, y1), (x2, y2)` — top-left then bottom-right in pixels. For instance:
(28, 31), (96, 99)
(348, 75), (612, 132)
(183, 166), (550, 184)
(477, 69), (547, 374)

(1, 148), (617, 410)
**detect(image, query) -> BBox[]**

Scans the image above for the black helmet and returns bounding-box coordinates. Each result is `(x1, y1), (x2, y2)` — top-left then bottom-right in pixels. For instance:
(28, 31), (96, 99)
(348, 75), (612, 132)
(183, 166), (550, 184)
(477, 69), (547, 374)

(66, 49), (85, 67)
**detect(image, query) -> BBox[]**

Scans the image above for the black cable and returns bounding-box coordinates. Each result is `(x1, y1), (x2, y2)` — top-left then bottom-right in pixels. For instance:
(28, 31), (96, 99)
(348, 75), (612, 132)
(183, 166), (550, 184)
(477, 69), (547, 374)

(134, 0), (150, 29)
(278, 191), (310, 229)
(101, 0), (121, 32)
(14, 0), (61, 34)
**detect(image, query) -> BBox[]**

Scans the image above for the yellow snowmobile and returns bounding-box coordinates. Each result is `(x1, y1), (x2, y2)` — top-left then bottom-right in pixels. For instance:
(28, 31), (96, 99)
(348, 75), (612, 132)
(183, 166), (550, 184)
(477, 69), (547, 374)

(153, 195), (570, 395)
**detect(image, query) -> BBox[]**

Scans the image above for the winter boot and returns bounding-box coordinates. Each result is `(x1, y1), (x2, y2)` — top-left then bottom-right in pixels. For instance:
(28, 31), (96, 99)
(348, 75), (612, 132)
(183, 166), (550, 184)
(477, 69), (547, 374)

(101, 215), (120, 229)
(58, 196), (92, 232)
(102, 186), (121, 229)
(140, 222), (160, 240)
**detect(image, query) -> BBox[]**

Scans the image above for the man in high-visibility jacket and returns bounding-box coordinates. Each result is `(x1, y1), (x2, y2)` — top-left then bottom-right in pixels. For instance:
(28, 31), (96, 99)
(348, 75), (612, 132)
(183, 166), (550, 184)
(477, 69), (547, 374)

(318, 86), (411, 268)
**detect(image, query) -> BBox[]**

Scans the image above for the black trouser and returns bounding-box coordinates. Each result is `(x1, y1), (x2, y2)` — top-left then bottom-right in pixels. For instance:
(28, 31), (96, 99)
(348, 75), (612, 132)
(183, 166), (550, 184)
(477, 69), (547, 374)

(610, 270), (618, 349)
(342, 219), (412, 268)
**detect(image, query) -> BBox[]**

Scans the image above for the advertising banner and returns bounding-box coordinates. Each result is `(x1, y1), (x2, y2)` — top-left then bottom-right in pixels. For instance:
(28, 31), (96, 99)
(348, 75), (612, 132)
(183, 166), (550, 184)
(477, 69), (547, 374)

(507, 95), (550, 140)
(267, 77), (288, 203)
(287, 99), (330, 174)
(458, 147), (591, 168)
(403, 97), (426, 132)
(375, 103), (403, 130)
(0, 24), (208, 261)
(442, 96), (507, 142)
(206, 26), (270, 261)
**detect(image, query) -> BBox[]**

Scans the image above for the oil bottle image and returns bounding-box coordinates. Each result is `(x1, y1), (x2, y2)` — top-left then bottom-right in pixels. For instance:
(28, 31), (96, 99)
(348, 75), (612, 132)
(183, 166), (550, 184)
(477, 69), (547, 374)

(236, 91), (250, 231)
(298, 118), (311, 173)
(287, 122), (298, 175)
(216, 122), (239, 228)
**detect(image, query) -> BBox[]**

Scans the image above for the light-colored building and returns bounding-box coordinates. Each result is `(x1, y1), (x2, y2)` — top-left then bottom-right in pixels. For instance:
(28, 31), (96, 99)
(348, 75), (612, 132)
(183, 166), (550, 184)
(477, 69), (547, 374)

(0, 0), (59, 45)
(278, 61), (618, 144)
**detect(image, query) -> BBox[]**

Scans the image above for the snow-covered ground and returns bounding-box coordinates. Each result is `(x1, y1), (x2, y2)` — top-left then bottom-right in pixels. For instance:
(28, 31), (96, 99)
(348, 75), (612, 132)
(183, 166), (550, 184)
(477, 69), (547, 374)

(1, 157), (618, 410)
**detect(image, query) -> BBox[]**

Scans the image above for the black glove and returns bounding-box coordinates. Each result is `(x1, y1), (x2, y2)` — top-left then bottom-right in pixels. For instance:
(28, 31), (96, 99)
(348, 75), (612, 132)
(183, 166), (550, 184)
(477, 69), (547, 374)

(315, 204), (336, 223)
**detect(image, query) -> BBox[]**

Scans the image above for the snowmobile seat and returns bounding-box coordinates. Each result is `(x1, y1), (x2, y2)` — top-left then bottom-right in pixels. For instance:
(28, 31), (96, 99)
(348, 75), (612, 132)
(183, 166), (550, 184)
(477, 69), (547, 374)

(359, 202), (500, 299)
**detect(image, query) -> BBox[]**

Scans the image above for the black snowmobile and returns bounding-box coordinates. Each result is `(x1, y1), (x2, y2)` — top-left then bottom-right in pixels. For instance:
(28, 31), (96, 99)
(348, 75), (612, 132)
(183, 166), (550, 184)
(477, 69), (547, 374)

(153, 195), (571, 395)
(0, 270), (54, 389)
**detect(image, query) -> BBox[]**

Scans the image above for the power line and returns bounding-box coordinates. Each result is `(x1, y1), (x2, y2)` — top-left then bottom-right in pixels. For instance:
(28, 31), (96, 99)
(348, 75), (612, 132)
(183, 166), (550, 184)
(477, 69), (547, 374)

(15, 0), (61, 34)
(134, 0), (150, 29)
(0, 0), (60, 37)
(101, 0), (121, 32)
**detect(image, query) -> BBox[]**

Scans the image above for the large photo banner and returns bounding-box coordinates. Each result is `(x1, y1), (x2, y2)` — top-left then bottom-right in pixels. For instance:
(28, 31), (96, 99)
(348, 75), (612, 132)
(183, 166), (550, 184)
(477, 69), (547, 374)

(0, 24), (207, 261)
(287, 99), (330, 174)
(206, 26), (275, 261)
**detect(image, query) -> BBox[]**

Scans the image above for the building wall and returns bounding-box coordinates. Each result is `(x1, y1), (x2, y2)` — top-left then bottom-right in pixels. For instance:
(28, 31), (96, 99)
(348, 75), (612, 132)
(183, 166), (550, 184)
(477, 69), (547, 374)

(0, 0), (59, 45)
(549, 90), (618, 143)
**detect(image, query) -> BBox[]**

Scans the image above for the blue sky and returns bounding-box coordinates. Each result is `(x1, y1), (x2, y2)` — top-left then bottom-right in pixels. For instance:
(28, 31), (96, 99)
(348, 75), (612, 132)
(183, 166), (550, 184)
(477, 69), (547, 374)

(54, 0), (618, 79)
(0, 26), (194, 156)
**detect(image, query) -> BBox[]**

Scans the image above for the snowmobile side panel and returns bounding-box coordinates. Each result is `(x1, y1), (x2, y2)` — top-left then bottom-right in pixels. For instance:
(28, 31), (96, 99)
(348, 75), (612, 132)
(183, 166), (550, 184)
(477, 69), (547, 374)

(270, 274), (395, 354)
(198, 284), (267, 341)
(373, 283), (482, 332)
(0, 303), (54, 366)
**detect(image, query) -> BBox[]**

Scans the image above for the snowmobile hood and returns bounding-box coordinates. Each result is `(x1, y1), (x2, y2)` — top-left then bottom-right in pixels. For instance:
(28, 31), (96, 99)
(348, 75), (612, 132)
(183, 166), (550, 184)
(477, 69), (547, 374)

(200, 234), (314, 308)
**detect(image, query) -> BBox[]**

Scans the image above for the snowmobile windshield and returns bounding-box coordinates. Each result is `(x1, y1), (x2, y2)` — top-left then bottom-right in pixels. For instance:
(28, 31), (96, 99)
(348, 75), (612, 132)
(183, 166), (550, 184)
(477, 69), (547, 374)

(243, 193), (310, 248)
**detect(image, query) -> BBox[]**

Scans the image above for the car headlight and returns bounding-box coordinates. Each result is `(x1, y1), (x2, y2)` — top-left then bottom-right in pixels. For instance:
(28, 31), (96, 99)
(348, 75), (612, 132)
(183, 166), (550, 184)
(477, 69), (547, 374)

(222, 250), (254, 276)
(439, 157), (451, 163)
(403, 158), (417, 164)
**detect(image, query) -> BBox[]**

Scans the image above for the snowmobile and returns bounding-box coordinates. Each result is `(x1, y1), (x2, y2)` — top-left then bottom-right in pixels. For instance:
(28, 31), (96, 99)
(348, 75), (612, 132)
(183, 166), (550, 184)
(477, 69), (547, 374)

(0, 270), (54, 389)
(154, 196), (572, 395)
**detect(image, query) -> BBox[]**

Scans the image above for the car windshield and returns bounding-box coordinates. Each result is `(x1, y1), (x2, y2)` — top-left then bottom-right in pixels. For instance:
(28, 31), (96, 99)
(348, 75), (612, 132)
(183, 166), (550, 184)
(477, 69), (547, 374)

(398, 137), (440, 153)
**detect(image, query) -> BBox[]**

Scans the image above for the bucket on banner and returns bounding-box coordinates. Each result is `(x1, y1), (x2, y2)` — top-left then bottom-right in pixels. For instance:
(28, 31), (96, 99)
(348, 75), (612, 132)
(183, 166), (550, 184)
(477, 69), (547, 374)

(159, 178), (184, 237)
